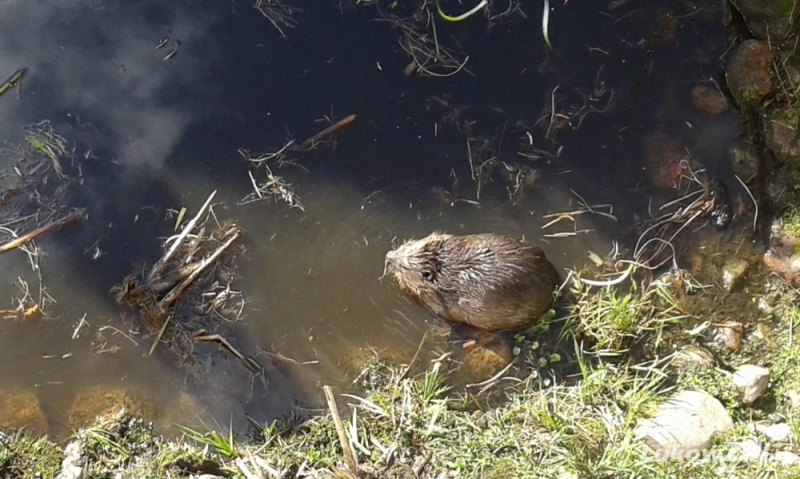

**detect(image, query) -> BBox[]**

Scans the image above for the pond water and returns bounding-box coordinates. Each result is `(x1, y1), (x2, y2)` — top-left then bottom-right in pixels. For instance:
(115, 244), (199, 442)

(0, 0), (744, 439)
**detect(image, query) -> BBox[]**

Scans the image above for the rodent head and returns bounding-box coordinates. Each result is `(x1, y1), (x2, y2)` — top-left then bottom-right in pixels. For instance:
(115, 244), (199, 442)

(383, 232), (451, 296)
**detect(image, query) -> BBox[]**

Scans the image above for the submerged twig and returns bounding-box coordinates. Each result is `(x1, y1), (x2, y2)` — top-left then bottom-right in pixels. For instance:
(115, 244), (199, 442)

(302, 114), (357, 148)
(0, 212), (84, 254)
(194, 332), (259, 374)
(0, 68), (26, 97)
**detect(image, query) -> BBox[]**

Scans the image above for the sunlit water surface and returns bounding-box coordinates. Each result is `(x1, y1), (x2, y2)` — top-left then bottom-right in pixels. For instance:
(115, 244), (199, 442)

(0, 0), (743, 438)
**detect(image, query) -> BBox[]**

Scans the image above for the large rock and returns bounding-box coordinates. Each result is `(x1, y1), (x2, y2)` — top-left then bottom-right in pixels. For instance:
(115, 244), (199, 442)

(725, 40), (774, 109)
(635, 390), (734, 458)
(729, 0), (800, 40)
(732, 365), (770, 405)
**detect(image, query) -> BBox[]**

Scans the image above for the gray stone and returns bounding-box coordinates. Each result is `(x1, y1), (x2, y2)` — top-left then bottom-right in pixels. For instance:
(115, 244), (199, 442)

(635, 390), (734, 458)
(721, 259), (749, 292)
(774, 451), (800, 466)
(732, 365), (770, 405)
(754, 422), (794, 443)
(709, 321), (743, 353)
(674, 345), (716, 369)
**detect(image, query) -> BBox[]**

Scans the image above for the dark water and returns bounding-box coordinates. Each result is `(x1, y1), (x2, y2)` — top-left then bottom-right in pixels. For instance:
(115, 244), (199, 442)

(0, 0), (742, 439)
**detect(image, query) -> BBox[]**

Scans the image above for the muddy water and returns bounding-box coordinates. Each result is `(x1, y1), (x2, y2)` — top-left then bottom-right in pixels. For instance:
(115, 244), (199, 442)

(0, 0), (742, 438)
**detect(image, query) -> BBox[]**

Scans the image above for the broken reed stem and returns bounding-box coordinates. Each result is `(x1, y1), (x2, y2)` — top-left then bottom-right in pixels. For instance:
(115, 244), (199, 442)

(157, 228), (240, 309)
(323, 385), (358, 478)
(148, 190), (217, 282)
(0, 212), (84, 254)
(148, 313), (173, 356)
(301, 114), (356, 148)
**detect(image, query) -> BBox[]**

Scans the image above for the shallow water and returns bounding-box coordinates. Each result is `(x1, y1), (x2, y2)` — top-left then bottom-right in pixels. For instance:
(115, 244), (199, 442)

(0, 0), (744, 438)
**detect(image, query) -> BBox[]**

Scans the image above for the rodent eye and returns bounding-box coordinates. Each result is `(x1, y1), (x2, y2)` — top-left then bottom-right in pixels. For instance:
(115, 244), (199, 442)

(422, 270), (434, 282)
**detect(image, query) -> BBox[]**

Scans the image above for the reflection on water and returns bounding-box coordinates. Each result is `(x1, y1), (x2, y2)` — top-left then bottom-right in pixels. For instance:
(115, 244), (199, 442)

(0, 0), (743, 438)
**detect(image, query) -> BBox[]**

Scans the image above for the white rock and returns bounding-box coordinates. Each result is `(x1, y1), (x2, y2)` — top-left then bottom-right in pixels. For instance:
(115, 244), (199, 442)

(774, 451), (800, 466)
(787, 390), (800, 410)
(635, 390), (734, 459)
(754, 423), (794, 443)
(55, 440), (84, 479)
(732, 365), (770, 405)
(731, 437), (763, 460)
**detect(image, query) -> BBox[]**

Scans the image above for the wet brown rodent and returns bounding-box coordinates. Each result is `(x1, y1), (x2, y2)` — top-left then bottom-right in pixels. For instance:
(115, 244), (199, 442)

(384, 232), (560, 332)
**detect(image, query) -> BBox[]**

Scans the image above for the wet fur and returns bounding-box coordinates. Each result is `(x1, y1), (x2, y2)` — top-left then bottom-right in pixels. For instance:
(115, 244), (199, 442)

(385, 232), (560, 331)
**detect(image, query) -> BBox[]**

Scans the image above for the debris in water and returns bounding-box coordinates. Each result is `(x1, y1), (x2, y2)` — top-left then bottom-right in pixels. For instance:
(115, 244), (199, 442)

(0, 68), (26, 98)
(112, 191), (254, 381)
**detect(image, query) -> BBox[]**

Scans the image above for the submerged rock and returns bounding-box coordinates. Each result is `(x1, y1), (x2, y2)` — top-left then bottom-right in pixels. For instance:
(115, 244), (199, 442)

(725, 39), (774, 109)
(729, 0), (800, 40)
(460, 333), (513, 382)
(68, 387), (157, 430)
(635, 390), (733, 457)
(691, 85), (729, 116)
(645, 132), (687, 189)
(0, 390), (47, 436)
(721, 258), (749, 292)
(732, 364), (770, 405)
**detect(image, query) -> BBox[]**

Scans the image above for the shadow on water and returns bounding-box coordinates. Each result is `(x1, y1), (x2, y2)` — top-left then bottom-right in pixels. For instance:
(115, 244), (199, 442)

(0, 0), (746, 438)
